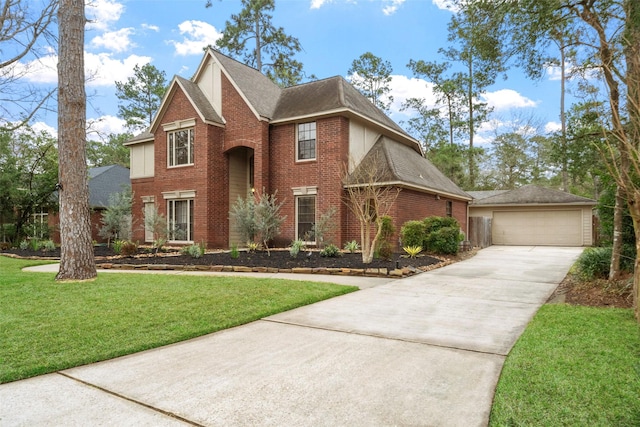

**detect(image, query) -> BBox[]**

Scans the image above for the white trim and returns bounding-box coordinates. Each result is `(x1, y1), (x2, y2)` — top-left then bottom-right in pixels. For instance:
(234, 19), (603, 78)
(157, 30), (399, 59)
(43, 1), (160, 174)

(162, 118), (196, 132)
(343, 180), (472, 202)
(296, 121), (317, 162)
(162, 190), (196, 199)
(292, 186), (318, 196)
(141, 195), (155, 203)
(295, 194), (316, 244)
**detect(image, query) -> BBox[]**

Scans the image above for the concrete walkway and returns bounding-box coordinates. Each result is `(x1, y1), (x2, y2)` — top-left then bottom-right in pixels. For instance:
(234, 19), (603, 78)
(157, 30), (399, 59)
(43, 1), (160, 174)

(1, 246), (583, 426)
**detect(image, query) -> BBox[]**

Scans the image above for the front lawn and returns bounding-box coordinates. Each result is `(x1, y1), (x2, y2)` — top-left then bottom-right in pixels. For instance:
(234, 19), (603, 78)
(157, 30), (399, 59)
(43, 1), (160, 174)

(490, 304), (640, 426)
(0, 256), (357, 384)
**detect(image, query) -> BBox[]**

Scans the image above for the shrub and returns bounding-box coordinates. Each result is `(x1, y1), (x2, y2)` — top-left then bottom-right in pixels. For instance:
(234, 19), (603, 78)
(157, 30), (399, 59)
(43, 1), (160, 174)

(290, 239), (305, 258)
(320, 244), (342, 257)
(344, 240), (360, 253)
(310, 207), (337, 248)
(576, 247), (612, 279)
(376, 215), (395, 260)
(120, 240), (138, 257)
(403, 245), (422, 258)
(113, 239), (124, 254)
(230, 244), (239, 259)
(42, 240), (56, 252)
(19, 240), (29, 250)
(246, 241), (260, 252)
(423, 216), (460, 234)
(425, 227), (463, 255)
(400, 220), (426, 247)
(182, 243), (204, 259)
(29, 238), (41, 251)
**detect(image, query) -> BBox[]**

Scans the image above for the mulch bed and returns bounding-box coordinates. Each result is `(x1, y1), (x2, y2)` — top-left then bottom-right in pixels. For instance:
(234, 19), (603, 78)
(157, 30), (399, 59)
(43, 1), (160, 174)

(1, 246), (449, 278)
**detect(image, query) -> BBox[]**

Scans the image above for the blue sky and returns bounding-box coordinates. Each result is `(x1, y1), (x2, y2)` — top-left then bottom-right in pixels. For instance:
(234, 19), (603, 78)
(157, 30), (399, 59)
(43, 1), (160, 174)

(16, 0), (567, 144)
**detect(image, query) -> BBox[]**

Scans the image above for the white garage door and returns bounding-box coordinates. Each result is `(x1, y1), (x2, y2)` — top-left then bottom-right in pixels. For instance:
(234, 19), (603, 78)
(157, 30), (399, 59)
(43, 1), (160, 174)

(493, 210), (583, 246)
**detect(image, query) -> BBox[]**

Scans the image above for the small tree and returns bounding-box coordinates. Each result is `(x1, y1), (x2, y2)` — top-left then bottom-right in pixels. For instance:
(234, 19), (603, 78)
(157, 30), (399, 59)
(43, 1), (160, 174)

(229, 189), (285, 255)
(309, 206), (337, 248)
(230, 192), (257, 243)
(99, 187), (132, 247)
(143, 205), (168, 255)
(344, 152), (400, 264)
(253, 190), (285, 255)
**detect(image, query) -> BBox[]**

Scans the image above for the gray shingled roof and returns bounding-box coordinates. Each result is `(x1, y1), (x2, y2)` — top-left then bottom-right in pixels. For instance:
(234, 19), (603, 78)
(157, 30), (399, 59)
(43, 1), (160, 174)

(470, 185), (596, 206)
(88, 165), (130, 208)
(272, 76), (409, 137)
(467, 190), (509, 200)
(345, 136), (471, 200)
(176, 76), (224, 124)
(209, 49), (281, 119)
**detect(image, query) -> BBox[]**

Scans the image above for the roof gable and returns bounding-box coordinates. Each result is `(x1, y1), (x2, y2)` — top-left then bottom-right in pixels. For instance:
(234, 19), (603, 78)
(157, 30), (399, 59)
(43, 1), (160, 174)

(203, 49), (281, 120)
(345, 136), (470, 200)
(470, 185), (596, 206)
(149, 76), (223, 133)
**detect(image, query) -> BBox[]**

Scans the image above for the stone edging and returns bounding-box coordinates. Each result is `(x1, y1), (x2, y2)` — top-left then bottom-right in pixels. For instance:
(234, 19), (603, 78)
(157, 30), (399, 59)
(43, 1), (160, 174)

(95, 263), (425, 278)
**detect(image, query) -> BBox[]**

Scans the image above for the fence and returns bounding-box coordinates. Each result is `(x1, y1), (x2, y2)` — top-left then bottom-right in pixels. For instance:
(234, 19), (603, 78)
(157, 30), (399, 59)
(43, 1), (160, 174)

(469, 216), (492, 248)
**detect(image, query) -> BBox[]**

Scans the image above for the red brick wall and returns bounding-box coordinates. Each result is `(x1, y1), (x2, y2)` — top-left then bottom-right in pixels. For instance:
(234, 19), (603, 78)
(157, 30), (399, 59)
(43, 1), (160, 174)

(269, 116), (349, 247)
(341, 188), (468, 251)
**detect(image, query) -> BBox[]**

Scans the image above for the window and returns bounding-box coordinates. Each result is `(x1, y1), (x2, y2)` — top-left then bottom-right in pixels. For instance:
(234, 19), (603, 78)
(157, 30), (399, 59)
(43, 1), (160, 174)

(167, 199), (194, 242)
(446, 200), (453, 217)
(297, 122), (316, 161)
(31, 211), (48, 239)
(168, 128), (194, 167)
(296, 196), (316, 241)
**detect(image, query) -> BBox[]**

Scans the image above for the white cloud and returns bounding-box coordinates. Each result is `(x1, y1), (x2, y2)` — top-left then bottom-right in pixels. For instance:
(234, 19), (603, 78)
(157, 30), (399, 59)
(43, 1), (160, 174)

(9, 51), (152, 87)
(382, 0), (406, 15)
(169, 21), (222, 56)
(86, 53), (153, 86)
(482, 89), (538, 111)
(141, 23), (160, 32)
(31, 121), (58, 138)
(545, 121), (561, 133)
(87, 115), (128, 140)
(387, 74), (438, 115)
(90, 28), (135, 53)
(310, 0), (330, 8)
(432, 0), (457, 11)
(86, 0), (125, 31)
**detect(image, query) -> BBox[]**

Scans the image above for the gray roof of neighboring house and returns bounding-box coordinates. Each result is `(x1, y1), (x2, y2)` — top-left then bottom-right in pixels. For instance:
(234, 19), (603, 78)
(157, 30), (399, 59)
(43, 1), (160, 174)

(467, 190), (509, 200)
(176, 75), (224, 124)
(209, 49), (282, 119)
(470, 184), (596, 206)
(345, 136), (471, 200)
(88, 165), (130, 208)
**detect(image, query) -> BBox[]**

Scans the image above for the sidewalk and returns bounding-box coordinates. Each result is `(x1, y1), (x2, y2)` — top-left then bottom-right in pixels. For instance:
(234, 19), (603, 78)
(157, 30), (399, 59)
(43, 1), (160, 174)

(2, 246), (583, 426)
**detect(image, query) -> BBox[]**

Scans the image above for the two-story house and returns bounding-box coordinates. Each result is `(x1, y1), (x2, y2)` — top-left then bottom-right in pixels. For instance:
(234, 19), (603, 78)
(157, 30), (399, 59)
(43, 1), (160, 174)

(126, 48), (471, 249)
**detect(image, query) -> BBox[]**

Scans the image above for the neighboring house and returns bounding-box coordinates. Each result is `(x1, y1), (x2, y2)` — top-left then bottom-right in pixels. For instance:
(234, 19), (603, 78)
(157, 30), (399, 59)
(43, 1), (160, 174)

(50, 165), (131, 243)
(125, 48), (470, 249)
(468, 185), (597, 247)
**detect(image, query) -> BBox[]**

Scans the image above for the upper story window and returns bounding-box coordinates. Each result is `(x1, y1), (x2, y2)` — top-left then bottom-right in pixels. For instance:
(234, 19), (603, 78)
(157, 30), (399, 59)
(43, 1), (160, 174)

(446, 200), (453, 217)
(297, 122), (316, 161)
(168, 128), (194, 167)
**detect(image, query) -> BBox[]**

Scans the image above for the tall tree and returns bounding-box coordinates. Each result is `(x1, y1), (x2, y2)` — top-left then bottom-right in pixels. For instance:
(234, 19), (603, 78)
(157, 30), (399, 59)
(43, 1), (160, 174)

(87, 133), (132, 168)
(212, 0), (306, 87)
(0, 0), (57, 130)
(477, 0), (639, 318)
(348, 52), (394, 113)
(56, 0), (96, 281)
(115, 63), (167, 132)
(0, 127), (58, 242)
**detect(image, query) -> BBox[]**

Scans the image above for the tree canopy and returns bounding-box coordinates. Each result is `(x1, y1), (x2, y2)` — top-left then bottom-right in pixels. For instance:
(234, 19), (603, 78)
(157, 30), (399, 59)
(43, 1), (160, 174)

(348, 52), (394, 113)
(115, 63), (167, 132)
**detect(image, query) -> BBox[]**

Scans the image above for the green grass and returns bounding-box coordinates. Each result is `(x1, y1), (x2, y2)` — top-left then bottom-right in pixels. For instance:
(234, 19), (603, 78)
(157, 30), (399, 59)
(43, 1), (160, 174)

(0, 256), (357, 384)
(490, 304), (640, 426)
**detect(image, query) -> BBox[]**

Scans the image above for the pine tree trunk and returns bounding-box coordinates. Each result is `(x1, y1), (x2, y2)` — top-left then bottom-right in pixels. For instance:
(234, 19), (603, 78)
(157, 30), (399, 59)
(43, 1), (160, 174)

(56, 0), (96, 281)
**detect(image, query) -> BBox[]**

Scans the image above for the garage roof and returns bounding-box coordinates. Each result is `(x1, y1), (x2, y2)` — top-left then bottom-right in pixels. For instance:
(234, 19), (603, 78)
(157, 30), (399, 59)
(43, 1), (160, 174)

(470, 185), (596, 206)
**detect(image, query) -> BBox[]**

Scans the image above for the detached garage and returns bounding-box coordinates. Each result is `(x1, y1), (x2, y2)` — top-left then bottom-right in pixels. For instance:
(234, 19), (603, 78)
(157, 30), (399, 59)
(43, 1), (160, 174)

(468, 185), (596, 247)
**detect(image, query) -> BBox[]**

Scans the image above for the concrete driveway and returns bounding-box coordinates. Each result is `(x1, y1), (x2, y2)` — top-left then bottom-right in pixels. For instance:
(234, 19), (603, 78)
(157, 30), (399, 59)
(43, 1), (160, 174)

(0, 246), (583, 426)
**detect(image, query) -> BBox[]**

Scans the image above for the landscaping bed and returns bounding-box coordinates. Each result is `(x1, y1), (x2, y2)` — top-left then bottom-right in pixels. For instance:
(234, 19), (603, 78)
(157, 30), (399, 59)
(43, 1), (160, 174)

(1, 246), (446, 278)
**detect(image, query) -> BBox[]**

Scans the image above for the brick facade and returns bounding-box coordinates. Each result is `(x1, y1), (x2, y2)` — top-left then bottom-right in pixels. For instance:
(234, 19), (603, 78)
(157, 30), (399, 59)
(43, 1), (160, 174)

(129, 53), (469, 251)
